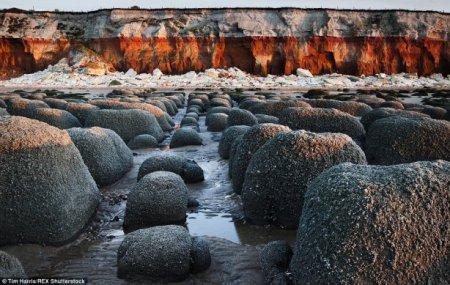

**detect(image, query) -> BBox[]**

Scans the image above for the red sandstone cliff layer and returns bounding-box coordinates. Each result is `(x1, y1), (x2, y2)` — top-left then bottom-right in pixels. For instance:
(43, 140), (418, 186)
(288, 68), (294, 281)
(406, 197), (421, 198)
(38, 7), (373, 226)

(0, 8), (449, 79)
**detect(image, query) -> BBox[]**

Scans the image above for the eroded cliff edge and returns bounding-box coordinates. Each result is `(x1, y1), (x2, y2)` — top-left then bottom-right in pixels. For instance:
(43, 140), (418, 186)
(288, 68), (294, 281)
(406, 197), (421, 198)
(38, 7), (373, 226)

(0, 8), (449, 79)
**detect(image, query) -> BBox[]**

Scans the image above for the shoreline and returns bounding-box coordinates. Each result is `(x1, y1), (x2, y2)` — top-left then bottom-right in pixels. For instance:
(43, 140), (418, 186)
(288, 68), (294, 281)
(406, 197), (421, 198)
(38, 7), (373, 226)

(1, 85), (449, 93)
(1, 67), (449, 92)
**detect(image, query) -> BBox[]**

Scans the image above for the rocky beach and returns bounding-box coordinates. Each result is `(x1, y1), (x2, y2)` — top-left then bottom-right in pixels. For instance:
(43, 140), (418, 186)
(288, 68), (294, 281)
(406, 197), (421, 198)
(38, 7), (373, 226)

(0, 6), (449, 285)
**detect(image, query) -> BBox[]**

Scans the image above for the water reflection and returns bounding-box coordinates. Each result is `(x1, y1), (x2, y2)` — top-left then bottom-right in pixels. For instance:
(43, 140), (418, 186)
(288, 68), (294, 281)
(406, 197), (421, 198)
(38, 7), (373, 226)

(186, 211), (297, 246)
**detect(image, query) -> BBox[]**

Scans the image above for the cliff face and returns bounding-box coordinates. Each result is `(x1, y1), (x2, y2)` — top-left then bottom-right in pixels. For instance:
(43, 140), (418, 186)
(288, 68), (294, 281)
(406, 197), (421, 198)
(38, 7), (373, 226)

(0, 8), (449, 79)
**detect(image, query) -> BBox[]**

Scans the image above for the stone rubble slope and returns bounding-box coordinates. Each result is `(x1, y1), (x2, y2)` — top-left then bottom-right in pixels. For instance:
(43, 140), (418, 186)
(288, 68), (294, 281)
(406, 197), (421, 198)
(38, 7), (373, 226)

(1, 59), (449, 89)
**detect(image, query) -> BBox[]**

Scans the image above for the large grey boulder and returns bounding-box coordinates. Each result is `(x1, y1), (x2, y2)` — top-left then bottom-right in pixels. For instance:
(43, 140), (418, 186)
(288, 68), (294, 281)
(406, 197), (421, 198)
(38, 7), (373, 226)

(117, 225), (211, 281)
(189, 98), (205, 111)
(279, 107), (366, 143)
(379, 100), (405, 109)
(360, 107), (429, 130)
(249, 100), (311, 117)
(290, 161), (450, 285)
(228, 134), (244, 178)
(68, 127), (133, 186)
(170, 128), (202, 148)
(44, 98), (68, 110)
(190, 237), (212, 273)
(218, 125), (250, 159)
(90, 100), (173, 131)
(207, 106), (231, 115)
(85, 109), (164, 143)
(0, 251), (27, 278)
(124, 171), (188, 230)
(232, 124), (291, 194)
(255, 114), (279, 124)
(184, 112), (199, 120)
(118, 226), (190, 281)
(206, 113), (229, 132)
(242, 130), (367, 229)
(6, 98), (49, 117)
(210, 97), (232, 108)
(365, 116), (450, 165)
(137, 153), (204, 183)
(260, 241), (292, 285)
(66, 102), (99, 125)
(239, 98), (264, 110)
(127, 134), (158, 149)
(307, 99), (372, 116)
(0, 117), (100, 245)
(227, 108), (258, 127)
(180, 117), (199, 126)
(419, 106), (447, 119)
(28, 108), (82, 129)
(0, 109), (9, 116)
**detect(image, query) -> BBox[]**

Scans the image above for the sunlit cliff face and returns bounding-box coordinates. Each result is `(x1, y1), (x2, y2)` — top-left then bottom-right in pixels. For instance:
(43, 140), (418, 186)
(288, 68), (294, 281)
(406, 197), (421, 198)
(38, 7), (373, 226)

(0, 8), (449, 79)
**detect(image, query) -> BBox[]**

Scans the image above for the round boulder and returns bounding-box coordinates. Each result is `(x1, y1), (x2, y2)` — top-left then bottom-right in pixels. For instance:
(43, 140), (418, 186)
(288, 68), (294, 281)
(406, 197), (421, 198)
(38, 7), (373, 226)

(0, 109), (9, 116)
(170, 128), (202, 148)
(66, 102), (99, 125)
(117, 225), (192, 281)
(279, 107), (366, 144)
(307, 99), (372, 116)
(127, 134), (158, 149)
(290, 161), (450, 284)
(365, 116), (450, 164)
(228, 134), (244, 178)
(138, 153), (204, 183)
(68, 127), (133, 186)
(206, 113), (228, 132)
(180, 117), (198, 126)
(190, 237), (212, 273)
(6, 98), (49, 117)
(255, 114), (279, 124)
(28, 108), (81, 129)
(0, 117), (100, 245)
(0, 251), (27, 278)
(44, 98), (68, 110)
(185, 112), (199, 120)
(242, 130), (367, 229)
(232, 124), (291, 194)
(360, 107), (429, 131)
(124, 171), (188, 230)
(226, 108), (258, 127)
(379, 100), (404, 109)
(260, 241), (293, 285)
(210, 97), (232, 108)
(249, 100), (311, 117)
(207, 106), (231, 115)
(85, 109), (164, 143)
(421, 106), (447, 120)
(218, 125), (251, 159)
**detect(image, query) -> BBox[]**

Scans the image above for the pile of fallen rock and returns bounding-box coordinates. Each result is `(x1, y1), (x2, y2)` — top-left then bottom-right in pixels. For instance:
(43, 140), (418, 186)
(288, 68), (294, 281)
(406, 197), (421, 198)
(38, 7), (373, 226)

(1, 55), (449, 89)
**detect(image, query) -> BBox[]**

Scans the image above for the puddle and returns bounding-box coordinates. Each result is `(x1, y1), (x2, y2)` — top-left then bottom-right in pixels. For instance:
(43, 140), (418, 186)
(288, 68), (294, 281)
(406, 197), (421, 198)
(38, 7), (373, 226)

(187, 211), (297, 246)
(187, 212), (240, 243)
